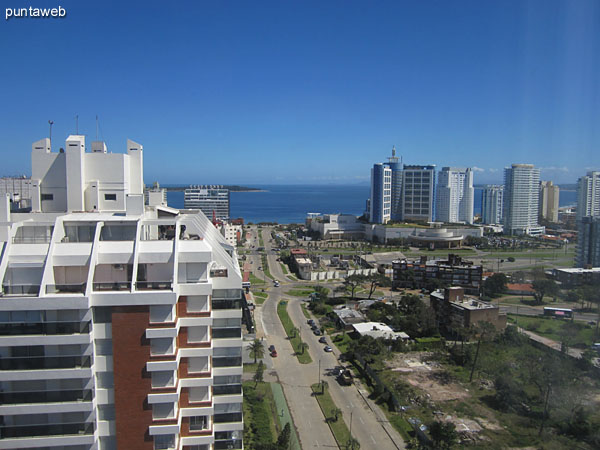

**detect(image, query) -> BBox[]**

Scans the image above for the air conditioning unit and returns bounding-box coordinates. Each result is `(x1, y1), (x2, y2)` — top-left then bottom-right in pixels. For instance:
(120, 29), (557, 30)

(113, 264), (124, 270)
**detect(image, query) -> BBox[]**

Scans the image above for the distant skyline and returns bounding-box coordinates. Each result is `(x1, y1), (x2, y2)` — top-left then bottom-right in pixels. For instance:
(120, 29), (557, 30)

(1, 0), (599, 185)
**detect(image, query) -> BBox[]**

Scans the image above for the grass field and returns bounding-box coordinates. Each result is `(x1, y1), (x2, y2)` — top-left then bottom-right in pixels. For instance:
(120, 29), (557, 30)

(280, 262), (289, 274)
(311, 383), (352, 448)
(300, 304), (311, 319)
(277, 301), (312, 364)
(243, 381), (279, 448)
(508, 314), (597, 347)
(285, 288), (315, 297)
(249, 273), (265, 285)
(252, 291), (268, 305)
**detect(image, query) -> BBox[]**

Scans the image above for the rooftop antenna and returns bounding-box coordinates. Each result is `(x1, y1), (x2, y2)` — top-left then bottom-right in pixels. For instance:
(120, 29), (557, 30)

(48, 120), (54, 145)
(75, 114), (79, 135)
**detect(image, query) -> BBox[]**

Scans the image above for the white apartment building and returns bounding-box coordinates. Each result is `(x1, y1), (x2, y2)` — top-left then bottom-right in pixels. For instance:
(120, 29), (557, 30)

(0, 136), (243, 450)
(184, 187), (230, 222)
(481, 185), (503, 225)
(219, 223), (242, 247)
(503, 164), (544, 236)
(435, 167), (474, 224)
(369, 163), (392, 224)
(539, 180), (559, 223)
(577, 171), (600, 220)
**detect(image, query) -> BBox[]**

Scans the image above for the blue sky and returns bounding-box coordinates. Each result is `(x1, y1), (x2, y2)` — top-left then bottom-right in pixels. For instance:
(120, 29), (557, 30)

(1, 0), (599, 185)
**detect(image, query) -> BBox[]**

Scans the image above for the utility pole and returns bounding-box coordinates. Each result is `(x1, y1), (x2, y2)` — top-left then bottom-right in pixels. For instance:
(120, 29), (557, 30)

(48, 120), (54, 145)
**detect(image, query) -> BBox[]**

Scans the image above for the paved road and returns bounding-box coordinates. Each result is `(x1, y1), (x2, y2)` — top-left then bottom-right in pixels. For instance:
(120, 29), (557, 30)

(499, 304), (598, 323)
(286, 296), (405, 449)
(258, 288), (338, 449)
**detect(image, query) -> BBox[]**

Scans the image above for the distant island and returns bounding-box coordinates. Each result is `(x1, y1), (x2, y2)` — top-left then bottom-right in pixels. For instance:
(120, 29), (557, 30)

(158, 185), (264, 192)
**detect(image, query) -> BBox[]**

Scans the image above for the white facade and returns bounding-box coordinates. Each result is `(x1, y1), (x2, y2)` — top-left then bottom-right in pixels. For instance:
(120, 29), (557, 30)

(481, 185), (503, 225)
(435, 167), (474, 224)
(577, 171), (600, 220)
(219, 223), (242, 246)
(30, 136), (144, 214)
(503, 164), (544, 236)
(0, 138), (243, 450)
(369, 164), (392, 224)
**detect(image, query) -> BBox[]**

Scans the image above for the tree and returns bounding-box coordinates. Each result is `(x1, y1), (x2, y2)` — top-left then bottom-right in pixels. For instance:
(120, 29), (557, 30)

(291, 327), (299, 339)
(343, 274), (367, 299)
(366, 273), (392, 299)
(249, 338), (265, 364)
(321, 379), (328, 395)
(346, 437), (360, 450)
(469, 321), (496, 382)
(532, 279), (559, 305)
(276, 423), (291, 450)
(330, 407), (342, 422)
(428, 420), (458, 449)
(253, 360), (264, 387)
(483, 273), (508, 297)
(300, 342), (309, 355)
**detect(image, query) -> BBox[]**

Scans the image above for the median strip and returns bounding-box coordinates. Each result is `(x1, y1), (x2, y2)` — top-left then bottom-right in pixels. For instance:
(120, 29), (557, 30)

(311, 383), (353, 449)
(277, 301), (312, 364)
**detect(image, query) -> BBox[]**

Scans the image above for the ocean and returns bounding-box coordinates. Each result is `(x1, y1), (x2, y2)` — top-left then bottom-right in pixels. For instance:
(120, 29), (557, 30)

(166, 185), (578, 224)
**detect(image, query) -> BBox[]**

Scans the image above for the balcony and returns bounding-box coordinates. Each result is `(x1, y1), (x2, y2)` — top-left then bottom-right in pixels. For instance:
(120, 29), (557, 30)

(212, 299), (242, 310)
(2, 284), (40, 296)
(0, 355), (91, 371)
(136, 281), (173, 291)
(0, 421), (94, 438)
(212, 328), (241, 339)
(213, 413), (242, 424)
(0, 389), (92, 404)
(213, 384), (242, 396)
(212, 357), (242, 368)
(93, 282), (131, 291)
(0, 321), (90, 336)
(215, 440), (243, 449)
(46, 283), (87, 295)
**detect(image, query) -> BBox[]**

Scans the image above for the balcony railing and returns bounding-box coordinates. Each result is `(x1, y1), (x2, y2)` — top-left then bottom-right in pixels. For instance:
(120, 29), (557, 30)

(46, 283), (87, 294)
(213, 384), (242, 396)
(213, 413), (243, 424)
(0, 421), (94, 438)
(215, 440), (243, 450)
(135, 281), (173, 291)
(212, 299), (242, 310)
(2, 284), (40, 296)
(0, 389), (92, 405)
(12, 236), (52, 244)
(0, 355), (91, 371)
(93, 282), (131, 291)
(0, 321), (90, 336)
(212, 357), (242, 368)
(212, 328), (241, 339)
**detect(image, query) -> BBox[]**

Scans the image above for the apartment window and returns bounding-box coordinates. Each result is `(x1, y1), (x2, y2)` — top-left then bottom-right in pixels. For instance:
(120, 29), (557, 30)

(189, 416), (209, 431)
(41, 193), (53, 201)
(104, 193), (117, 201)
(154, 434), (175, 450)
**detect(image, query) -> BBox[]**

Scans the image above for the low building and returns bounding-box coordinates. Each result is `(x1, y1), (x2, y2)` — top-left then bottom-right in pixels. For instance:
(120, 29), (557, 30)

(553, 267), (600, 287)
(352, 322), (410, 340)
(506, 283), (535, 296)
(392, 254), (482, 294)
(332, 306), (366, 330)
(430, 287), (507, 333)
(294, 257), (313, 280)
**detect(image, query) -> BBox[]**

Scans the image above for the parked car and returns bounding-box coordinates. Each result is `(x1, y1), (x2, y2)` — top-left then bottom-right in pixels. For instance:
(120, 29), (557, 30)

(319, 337), (327, 344)
(313, 329), (322, 336)
(270, 350), (278, 357)
(268, 345), (276, 352)
(324, 346), (333, 352)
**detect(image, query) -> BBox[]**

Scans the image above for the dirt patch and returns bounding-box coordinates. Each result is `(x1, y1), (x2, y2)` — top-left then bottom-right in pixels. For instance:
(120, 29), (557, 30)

(386, 352), (469, 402)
